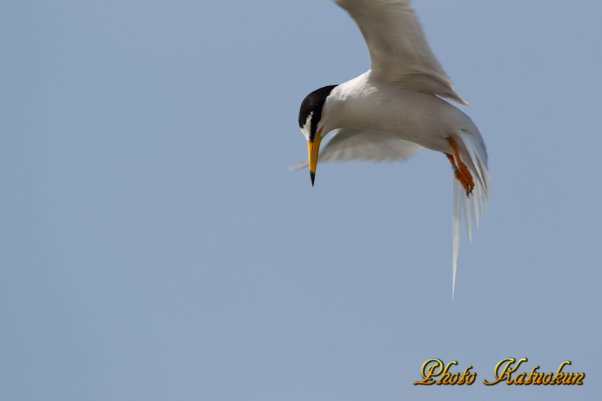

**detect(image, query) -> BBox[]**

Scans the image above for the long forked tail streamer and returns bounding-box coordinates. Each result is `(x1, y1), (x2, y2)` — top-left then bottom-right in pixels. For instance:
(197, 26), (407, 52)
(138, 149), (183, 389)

(451, 130), (489, 300)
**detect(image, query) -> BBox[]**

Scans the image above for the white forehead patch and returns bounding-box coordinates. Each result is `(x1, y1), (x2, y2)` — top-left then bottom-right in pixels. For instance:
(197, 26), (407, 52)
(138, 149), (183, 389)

(300, 112), (313, 140)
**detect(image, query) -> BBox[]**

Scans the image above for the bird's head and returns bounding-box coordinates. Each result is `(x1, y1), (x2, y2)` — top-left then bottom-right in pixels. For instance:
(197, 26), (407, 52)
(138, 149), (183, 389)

(298, 85), (338, 186)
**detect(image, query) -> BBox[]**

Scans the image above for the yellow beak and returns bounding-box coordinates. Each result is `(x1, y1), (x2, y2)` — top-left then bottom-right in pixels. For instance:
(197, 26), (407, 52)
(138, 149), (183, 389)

(307, 128), (323, 186)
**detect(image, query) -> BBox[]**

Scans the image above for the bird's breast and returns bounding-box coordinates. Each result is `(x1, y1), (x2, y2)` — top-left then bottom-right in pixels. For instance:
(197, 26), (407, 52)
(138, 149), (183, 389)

(330, 85), (461, 153)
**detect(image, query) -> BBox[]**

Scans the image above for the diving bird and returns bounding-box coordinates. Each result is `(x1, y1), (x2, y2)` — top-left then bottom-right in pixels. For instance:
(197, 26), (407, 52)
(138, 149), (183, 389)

(295, 0), (489, 298)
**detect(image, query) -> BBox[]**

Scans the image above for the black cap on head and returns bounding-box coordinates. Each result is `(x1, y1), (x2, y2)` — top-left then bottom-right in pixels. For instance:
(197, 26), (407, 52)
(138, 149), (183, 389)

(298, 85), (337, 141)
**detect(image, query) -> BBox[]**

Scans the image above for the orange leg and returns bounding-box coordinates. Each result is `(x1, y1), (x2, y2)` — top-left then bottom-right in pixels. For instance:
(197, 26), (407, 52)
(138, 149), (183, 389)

(446, 137), (474, 196)
(445, 153), (464, 185)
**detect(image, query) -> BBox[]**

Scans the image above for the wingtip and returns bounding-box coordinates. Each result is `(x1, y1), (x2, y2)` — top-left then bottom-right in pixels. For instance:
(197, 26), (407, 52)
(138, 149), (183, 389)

(288, 161), (307, 171)
(449, 91), (469, 106)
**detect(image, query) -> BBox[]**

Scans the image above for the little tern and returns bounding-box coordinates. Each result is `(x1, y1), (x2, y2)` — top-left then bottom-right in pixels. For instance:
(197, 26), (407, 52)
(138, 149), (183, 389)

(295, 0), (489, 298)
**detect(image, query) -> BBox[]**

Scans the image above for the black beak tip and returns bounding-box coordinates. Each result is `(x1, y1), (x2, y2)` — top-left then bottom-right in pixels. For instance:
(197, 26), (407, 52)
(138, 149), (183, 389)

(310, 171), (316, 187)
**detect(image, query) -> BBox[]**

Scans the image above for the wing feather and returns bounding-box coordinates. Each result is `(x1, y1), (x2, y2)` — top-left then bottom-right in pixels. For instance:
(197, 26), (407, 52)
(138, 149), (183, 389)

(335, 0), (466, 104)
(290, 128), (421, 170)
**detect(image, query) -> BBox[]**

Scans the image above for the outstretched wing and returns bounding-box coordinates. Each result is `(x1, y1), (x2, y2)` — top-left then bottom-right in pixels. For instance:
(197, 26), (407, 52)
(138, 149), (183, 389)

(335, 0), (466, 105)
(290, 128), (421, 170)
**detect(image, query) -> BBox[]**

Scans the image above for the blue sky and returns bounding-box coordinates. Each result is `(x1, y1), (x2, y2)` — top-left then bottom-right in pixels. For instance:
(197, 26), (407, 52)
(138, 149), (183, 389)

(1, 1), (601, 400)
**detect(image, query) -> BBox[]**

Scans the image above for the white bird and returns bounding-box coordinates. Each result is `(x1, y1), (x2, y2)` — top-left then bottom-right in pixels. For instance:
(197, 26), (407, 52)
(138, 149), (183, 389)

(295, 0), (489, 299)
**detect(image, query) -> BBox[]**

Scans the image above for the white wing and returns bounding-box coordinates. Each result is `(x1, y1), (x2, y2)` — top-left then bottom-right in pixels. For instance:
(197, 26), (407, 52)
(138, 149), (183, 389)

(290, 128), (421, 170)
(335, 0), (466, 105)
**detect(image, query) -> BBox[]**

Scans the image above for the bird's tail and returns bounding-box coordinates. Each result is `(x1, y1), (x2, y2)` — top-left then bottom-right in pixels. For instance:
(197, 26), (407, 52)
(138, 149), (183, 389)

(452, 128), (489, 300)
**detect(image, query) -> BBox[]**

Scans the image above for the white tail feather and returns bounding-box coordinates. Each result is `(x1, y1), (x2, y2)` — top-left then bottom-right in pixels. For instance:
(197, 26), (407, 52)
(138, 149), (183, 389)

(451, 129), (489, 300)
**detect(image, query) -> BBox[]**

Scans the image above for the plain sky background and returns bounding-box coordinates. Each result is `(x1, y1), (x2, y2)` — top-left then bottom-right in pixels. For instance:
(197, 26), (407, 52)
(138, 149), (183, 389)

(1, 0), (601, 400)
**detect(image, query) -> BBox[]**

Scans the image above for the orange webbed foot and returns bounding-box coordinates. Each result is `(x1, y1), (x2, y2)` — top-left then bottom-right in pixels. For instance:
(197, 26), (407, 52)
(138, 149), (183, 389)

(446, 138), (474, 197)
